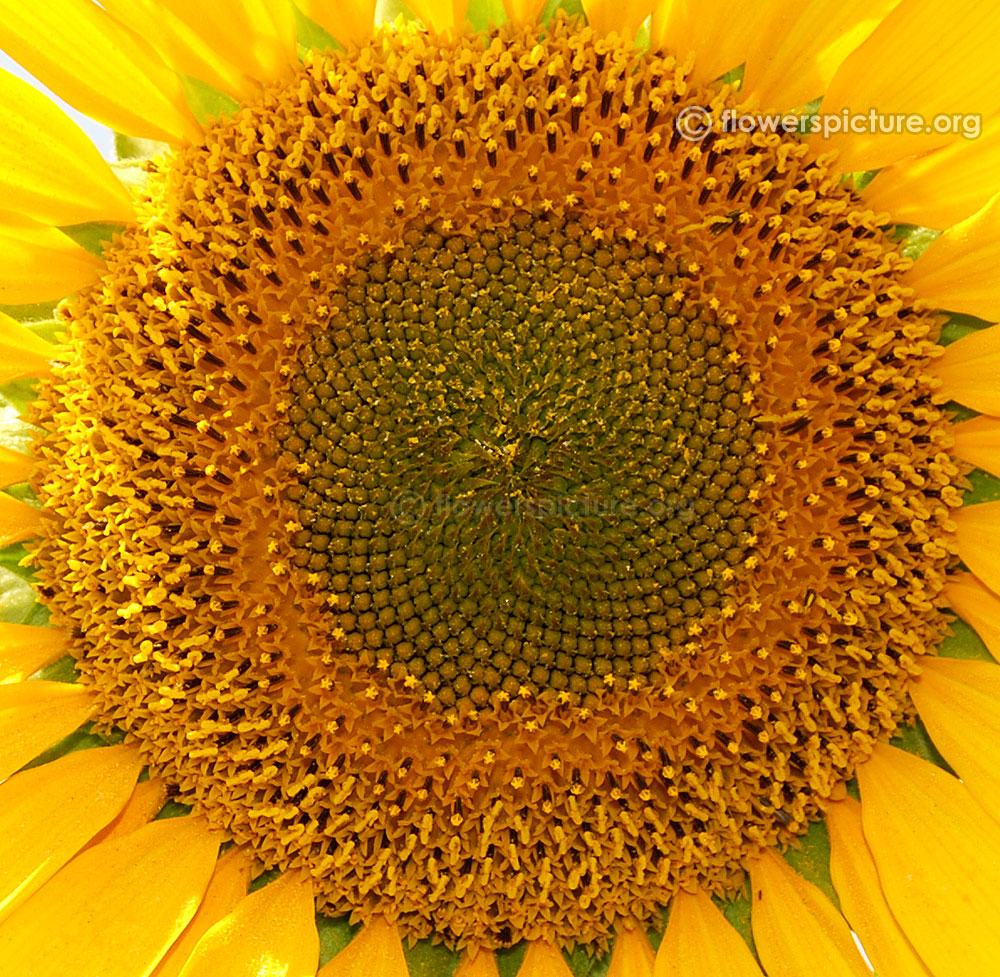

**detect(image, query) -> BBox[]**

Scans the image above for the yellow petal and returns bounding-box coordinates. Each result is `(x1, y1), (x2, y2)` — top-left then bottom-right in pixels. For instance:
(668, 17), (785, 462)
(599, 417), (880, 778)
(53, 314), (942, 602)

(406, 0), (470, 33)
(0, 213), (104, 306)
(83, 777), (168, 850)
(905, 193), (1000, 321)
(0, 681), (95, 783)
(177, 872), (318, 977)
(153, 848), (253, 977)
(118, 0), (298, 92)
(502, 0), (548, 26)
(0, 623), (67, 684)
(826, 798), (933, 977)
(0, 493), (43, 548)
(317, 917), (408, 977)
(0, 68), (134, 226)
(455, 948), (500, 977)
(863, 115), (1000, 231)
(0, 815), (220, 977)
(741, 0), (901, 112)
(749, 849), (869, 977)
(654, 889), (763, 977)
(100, 0), (257, 101)
(516, 941), (573, 977)
(857, 742), (1000, 977)
(819, 0), (1000, 170)
(0, 0), (202, 145)
(911, 657), (1000, 821)
(0, 446), (34, 488)
(945, 572), (1000, 662)
(650, 2), (791, 87)
(297, 0), (377, 48)
(0, 312), (58, 383)
(0, 744), (142, 922)
(932, 323), (1000, 414)
(607, 927), (654, 977)
(582, 0), (654, 38)
(951, 415), (1000, 478)
(954, 501), (1000, 596)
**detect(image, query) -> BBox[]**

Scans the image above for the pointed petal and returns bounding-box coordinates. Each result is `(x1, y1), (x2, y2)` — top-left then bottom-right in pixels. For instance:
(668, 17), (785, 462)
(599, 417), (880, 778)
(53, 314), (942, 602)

(317, 917), (408, 977)
(0, 312), (58, 383)
(501, 0), (547, 26)
(0, 815), (220, 977)
(749, 849), (869, 977)
(905, 193), (1000, 321)
(946, 572), (1000, 662)
(455, 948), (500, 977)
(406, 0), (470, 33)
(516, 941), (573, 977)
(84, 777), (168, 849)
(0, 744), (142, 922)
(607, 927), (654, 977)
(176, 872), (317, 977)
(153, 848), (253, 977)
(0, 446), (35, 488)
(933, 323), (1000, 415)
(863, 115), (1000, 231)
(582, 0), (654, 38)
(951, 415), (1000, 478)
(113, 0), (299, 92)
(0, 213), (104, 306)
(0, 0), (202, 145)
(911, 657), (1000, 820)
(0, 624), (67, 684)
(650, 2), (791, 88)
(0, 68), (134, 225)
(954, 501), (1000, 596)
(819, 0), (1000, 170)
(654, 889), (763, 977)
(99, 0), (257, 101)
(857, 742), (1000, 977)
(742, 0), (901, 113)
(297, 0), (377, 48)
(826, 798), (933, 977)
(0, 494), (43, 548)
(0, 681), (95, 782)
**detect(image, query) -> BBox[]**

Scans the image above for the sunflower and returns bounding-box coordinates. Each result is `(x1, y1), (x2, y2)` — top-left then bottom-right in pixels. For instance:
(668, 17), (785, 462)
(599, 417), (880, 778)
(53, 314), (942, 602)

(0, 0), (999, 974)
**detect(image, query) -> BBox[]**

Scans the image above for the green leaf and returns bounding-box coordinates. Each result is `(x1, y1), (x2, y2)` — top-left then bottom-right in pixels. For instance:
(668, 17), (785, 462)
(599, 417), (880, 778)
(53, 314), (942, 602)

(293, 2), (342, 53)
(468, 0), (508, 32)
(782, 818), (838, 908)
(180, 75), (241, 125)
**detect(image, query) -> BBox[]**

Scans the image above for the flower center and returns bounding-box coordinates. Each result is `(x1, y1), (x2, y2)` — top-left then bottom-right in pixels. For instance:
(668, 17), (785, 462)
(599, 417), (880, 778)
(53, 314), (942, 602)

(31, 15), (965, 950)
(279, 212), (763, 710)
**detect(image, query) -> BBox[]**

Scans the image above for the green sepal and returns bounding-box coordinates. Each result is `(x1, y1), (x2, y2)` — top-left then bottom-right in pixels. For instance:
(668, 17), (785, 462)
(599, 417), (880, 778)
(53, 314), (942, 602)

(563, 943), (611, 976)
(495, 943), (527, 977)
(406, 940), (460, 977)
(180, 75), (241, 125)
(940, 311), (993, 347)
(317, 915), (361, 966)
(542, 0), (584, 25)
(59, 221), (126, 259)
(939, 616), (994, 663)
(293, 2), (342, 54)
(468, 0), (509, 33)
(715, 889), (758, 958)
(891, 715), (952, 773)
(782, 818), (838, 909)
(115, 133), (169, 162)
(894, 224), (940, 261)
